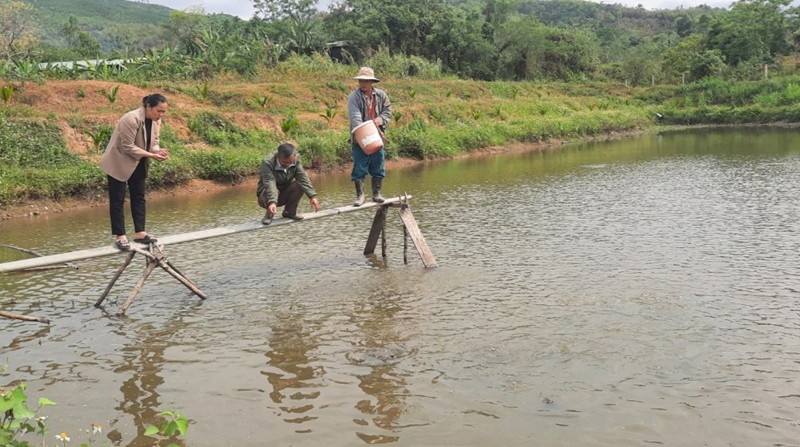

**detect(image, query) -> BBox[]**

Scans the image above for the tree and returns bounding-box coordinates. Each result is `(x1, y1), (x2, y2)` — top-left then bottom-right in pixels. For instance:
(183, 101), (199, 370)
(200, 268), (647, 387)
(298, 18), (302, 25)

(621, 46), (660, 86)
(0, 0), (38, 62)
(674, 14), (694, 37)
(707, 0), (791, 66)
(325, 0), (498, 78)
(662, 34), (725, 81)
(495, 16), (599, 80)
(481, 0), (520, 41)
(252, 0), (323, 55)
(253, 0), (317, 22)
(63, 15), (101, 58)
(163, 9), (208, 56)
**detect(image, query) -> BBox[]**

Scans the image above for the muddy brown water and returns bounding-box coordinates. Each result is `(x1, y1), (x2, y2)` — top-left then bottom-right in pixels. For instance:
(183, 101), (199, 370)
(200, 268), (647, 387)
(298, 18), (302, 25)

(2, 127), (800, 446)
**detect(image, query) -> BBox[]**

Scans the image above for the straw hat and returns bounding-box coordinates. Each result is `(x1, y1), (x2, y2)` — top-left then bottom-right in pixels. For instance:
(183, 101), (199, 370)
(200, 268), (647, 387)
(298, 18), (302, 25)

(353, 67), (380, 82)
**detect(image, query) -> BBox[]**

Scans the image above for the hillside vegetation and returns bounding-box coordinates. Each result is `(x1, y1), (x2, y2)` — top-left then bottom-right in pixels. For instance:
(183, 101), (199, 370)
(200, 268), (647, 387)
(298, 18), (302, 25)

(22, 0), (173, 55)
(4, 51), (800, 208)
(5, 0), (793, 84)
(0, 55), (652, 207)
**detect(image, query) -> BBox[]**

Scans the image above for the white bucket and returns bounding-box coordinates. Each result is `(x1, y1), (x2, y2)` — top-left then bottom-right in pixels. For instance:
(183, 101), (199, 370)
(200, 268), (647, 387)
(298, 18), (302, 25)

(352, 121), (383, 154)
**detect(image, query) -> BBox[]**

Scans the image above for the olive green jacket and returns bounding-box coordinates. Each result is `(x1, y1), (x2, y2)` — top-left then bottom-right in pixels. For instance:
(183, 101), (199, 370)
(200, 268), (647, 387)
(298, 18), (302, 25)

(257, 153), (317, 205)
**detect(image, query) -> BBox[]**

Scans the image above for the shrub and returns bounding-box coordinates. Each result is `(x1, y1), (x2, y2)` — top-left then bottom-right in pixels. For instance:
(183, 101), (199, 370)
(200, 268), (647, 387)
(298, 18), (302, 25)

(187, 112), (246, 146)
(184, 148), (263, 182)
(0, 117), (79, 167)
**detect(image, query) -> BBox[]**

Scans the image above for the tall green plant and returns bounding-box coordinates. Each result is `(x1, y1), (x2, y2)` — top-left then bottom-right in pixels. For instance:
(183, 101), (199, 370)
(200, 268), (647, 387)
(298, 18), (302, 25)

(91, 61), (114, 80)
(195, 82), (209, 101)
(319, 103), (338, 126)
(13, 59), (41, 85)
(85, 125), (113, 151)
(281, 112), (299, 135)
(251, 94), (272, 110)
(102, 85), (120, 104)
(1, 85), (12, 103)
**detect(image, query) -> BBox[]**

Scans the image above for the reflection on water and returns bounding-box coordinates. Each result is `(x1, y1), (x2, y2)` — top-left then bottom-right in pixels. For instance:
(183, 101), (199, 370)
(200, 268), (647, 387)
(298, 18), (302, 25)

(263, 310), (323, 429)
(350, 290), (409, 444)
(3, 126), (800, 446)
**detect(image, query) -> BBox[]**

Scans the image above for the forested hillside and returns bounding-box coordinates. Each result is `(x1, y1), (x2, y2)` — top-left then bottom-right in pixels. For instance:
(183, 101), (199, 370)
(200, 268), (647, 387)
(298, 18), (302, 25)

(22, 0), (173, 55)
(1, 0), (799, 84)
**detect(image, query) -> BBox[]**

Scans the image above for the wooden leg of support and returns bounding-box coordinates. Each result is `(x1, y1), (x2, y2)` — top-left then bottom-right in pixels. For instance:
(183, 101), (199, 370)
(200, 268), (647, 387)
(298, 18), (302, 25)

(403, 225), (408, 265)
(96, 250), (136, 308)
(397, 204), (438, 268)
(149, 245), (206, 299)
(381, 220), (387, 258)
(117, 258), (157, 316)
(156, 260), (207, 300)
(364, 205), (388, 255)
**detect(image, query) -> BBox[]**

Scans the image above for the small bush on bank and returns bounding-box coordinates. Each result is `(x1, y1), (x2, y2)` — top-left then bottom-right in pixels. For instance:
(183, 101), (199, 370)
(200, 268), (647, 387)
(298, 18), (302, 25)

(183, 147), (264, 183)
(0, 117), (78, 167)
(188, 112), (247, 147)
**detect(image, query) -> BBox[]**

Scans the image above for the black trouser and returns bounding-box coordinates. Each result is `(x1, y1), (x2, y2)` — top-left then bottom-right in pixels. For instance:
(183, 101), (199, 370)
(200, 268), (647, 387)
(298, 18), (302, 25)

(259, 181), (303, 216)
(108, 161), (147, 236)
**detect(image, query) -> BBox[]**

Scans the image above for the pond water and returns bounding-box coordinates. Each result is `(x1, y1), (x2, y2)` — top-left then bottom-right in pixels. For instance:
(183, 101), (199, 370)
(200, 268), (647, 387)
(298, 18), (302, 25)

(2, 127), (800, 446)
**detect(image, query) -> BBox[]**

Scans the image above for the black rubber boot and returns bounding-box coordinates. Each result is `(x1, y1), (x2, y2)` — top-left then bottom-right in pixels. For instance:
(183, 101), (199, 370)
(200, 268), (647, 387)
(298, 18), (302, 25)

(371, 177), (385, 203)
(353, 179), (366, 206)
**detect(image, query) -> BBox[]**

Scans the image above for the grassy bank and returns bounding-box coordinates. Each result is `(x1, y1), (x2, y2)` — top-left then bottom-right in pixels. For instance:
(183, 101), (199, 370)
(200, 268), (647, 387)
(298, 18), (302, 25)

(2, 57), (800, 207)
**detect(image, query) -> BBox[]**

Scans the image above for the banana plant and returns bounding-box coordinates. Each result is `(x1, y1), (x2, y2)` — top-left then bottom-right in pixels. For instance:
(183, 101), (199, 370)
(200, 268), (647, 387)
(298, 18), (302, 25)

(102, 85), (120, 104)
(319, 103), (338, 126)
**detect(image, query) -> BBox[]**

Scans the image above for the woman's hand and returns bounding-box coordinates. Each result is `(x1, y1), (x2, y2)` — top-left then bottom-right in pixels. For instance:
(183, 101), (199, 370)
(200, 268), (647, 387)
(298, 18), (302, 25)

(150, 149), (169, 161)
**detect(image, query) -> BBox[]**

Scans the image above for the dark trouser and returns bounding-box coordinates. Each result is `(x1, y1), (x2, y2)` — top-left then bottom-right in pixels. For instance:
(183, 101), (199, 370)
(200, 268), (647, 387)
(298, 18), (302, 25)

(351, 143), (385, 181)
(108, 161), (147, 236)
(258, 181), (304, 216)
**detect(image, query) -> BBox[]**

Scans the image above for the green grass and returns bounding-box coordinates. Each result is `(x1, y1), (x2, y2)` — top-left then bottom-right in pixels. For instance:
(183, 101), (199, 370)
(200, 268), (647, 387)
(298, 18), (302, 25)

(4, 56), (800, 207)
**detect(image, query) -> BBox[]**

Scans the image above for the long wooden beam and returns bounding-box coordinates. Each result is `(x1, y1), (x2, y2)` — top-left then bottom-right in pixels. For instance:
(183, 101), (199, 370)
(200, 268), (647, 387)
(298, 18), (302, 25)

(0, 196), (411, 273)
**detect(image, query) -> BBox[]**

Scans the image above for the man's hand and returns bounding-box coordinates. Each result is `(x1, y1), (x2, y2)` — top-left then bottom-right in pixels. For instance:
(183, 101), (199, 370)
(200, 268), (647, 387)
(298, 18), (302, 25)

(372, 118), (381, 127)
(309, 197), (321, 212)
(268, 203), (277, 214)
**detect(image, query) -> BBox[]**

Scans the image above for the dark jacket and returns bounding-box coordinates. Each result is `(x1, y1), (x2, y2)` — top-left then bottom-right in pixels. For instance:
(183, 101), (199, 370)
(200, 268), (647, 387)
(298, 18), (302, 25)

(347, 87), (392, 132)
(257, 153), (317, 205)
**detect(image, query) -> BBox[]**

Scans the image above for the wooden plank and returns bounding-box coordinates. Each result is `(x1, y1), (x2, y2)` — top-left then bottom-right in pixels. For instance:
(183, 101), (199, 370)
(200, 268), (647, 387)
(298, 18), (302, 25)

(397, 206), (438, 268)
(0, 196), (411, 273)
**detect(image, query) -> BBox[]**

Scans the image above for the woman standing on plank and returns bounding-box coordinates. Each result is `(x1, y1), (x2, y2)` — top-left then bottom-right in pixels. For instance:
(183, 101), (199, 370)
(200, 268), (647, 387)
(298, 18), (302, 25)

(100, 94), (169, 251)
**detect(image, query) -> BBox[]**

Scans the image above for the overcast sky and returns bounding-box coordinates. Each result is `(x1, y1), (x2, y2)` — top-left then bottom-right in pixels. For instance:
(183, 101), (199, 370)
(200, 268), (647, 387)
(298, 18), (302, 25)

(145, 0), (734, 20)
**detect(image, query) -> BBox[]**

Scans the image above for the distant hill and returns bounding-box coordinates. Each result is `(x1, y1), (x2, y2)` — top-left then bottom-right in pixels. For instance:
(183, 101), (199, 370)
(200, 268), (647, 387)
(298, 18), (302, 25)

(21, 0), (197, 55)
(520, 0), (722, 37)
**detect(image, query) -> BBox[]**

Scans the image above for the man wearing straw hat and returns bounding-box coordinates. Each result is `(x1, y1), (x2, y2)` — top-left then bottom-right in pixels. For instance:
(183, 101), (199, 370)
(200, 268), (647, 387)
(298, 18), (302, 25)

(348, 66), (392, 206)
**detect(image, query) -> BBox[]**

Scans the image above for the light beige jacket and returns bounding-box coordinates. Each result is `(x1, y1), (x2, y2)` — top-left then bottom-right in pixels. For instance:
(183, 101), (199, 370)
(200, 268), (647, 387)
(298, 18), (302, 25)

(100, 107), (161, 181)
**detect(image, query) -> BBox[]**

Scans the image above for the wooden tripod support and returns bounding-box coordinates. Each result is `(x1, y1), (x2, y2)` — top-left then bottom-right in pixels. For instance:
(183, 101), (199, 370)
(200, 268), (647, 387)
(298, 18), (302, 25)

(363, 195), (438, 268)
(94, 243), (207, 316)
